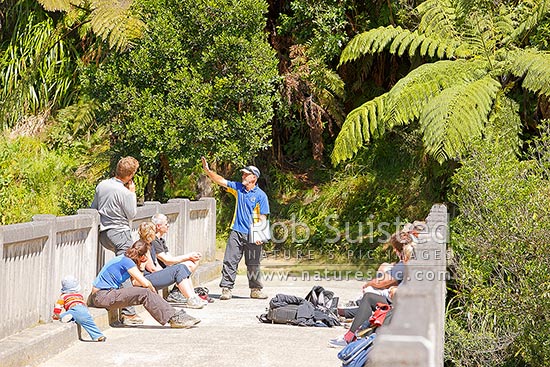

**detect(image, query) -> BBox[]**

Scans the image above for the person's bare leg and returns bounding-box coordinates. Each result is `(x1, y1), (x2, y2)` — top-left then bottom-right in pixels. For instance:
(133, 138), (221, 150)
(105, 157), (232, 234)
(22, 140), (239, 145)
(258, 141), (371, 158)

(176, 278), (197, 298)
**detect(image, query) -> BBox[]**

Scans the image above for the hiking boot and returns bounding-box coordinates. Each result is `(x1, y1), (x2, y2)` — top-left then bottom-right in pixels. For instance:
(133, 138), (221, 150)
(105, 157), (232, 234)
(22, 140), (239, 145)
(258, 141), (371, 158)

(169, 310), (200, 328)
(121, 314), (144, 326)
(183, 296), (205, 309)
(95, 336), (107, 342)
(220, 287), (232, 300)
(166, 290), (188, 304)
(250, 288), (268, 299)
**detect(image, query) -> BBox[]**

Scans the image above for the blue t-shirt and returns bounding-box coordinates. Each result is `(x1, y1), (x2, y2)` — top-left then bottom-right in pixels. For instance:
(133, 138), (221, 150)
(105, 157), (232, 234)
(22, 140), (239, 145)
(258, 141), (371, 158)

(226, 181), (269, 234)
(388, 261), (406, 285)
(93, 255), (136, 289)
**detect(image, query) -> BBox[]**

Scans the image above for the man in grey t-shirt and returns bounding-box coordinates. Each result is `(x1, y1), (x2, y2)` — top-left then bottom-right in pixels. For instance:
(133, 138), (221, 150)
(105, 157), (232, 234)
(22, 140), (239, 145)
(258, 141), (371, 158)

(91, 156), (141, 325)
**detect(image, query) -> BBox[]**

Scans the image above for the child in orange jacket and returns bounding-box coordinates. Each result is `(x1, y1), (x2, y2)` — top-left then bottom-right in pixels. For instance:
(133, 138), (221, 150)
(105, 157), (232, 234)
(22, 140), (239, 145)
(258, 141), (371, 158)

(53, 275), (106, 342)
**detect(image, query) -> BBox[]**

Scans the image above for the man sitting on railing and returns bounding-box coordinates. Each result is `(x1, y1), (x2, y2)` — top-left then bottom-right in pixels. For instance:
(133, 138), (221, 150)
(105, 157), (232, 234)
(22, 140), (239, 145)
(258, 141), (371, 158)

(91, 156), (143, 326)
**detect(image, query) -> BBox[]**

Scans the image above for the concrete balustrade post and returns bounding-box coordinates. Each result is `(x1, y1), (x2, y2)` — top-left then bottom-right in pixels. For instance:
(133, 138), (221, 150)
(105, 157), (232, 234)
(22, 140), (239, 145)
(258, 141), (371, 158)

(31, 214), (57, 323)
(167, 198), (189, 254)
(77, 209), (102, 272)
(200, 197), (216, 261)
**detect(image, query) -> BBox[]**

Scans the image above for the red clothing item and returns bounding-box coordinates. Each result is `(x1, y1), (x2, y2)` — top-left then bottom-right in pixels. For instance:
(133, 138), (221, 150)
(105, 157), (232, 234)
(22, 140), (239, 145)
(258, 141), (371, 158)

(55, 293), (86, 312)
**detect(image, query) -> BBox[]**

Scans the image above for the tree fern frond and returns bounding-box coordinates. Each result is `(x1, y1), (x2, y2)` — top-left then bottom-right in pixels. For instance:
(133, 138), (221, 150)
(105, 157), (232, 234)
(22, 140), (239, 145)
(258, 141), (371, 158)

(90, 0), (146, 51)
(408, 33), (426, 58)
(330, 95), (386, 165)
(387, 29), (469, 59)
(36, 0), (71, 12)
(55, 98), (100, 132)
(386, 59), (489, 127)
(395, 31), (418, 57)
(339, 26), (405, 66)
(494, 7), (515, 41)
(460, 12), (497, 56)
(417, 0), (457, 39)
(507, 49), (550, 96)
(420, 75), (500, 162)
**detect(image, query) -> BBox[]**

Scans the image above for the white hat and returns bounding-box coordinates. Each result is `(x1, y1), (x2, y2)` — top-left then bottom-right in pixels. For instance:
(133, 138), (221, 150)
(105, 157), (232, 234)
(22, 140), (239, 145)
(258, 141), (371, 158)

(240, 165), (261, 178)
(61, 275), (81, 293)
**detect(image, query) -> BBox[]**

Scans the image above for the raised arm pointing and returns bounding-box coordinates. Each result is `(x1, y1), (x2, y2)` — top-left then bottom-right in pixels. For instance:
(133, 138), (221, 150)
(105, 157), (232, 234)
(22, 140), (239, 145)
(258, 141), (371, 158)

(202, 156), (228, 187)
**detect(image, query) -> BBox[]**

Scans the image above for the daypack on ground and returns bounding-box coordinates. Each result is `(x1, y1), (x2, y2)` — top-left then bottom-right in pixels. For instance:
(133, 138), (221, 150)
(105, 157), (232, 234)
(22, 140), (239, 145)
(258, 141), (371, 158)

(258, 286), (340, 327)
(266, 304), (299, 324)
(337, 333), (376, 367)
(305, 285), (339, 312)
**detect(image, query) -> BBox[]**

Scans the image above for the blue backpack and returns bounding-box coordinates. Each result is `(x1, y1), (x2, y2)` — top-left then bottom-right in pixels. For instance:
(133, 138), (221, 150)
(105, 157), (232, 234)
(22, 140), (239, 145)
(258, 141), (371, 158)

(337, 333), (376, 367)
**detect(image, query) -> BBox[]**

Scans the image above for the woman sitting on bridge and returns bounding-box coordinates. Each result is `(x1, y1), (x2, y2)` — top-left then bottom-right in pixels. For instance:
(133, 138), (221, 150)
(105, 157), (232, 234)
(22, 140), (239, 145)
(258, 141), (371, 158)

(87, 239), (200, 328)
(137, 222), (206, 309)
(329, 230), (416, 347)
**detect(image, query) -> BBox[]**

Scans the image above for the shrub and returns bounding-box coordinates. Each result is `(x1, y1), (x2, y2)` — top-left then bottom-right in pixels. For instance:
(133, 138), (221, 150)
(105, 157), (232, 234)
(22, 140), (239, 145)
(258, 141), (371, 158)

(446, 137), (550, 366)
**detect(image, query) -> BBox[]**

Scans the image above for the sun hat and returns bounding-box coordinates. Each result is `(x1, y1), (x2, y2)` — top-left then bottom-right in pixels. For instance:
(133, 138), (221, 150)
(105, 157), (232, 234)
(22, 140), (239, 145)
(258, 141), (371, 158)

(240, 165), (261, 178)
(61, 275), (81, 293)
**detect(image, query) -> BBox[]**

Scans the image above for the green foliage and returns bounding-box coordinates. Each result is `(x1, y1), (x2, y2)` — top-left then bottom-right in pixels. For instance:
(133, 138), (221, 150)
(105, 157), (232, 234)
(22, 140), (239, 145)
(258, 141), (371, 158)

(0, 0), (76, 128)
(446, 136), (550, 366)
(278, 0), (350, 63)
(332, 59), (497, 163)
(268, 126), (442, 261)
(420, 75), (501, 161)
(0, 136), (96, 224)
(35, 0), (145, 51)
(86, 0), (278, 199)
(332, 0), (550, 165)
(0, 0), (145, 130)
(507, 49), (550, 96)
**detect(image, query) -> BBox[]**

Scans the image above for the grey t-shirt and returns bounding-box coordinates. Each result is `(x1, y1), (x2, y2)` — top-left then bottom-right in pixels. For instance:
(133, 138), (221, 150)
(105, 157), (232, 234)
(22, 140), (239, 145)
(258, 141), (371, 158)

(388, 261), (406, 285)
(91, 178), (137, 231)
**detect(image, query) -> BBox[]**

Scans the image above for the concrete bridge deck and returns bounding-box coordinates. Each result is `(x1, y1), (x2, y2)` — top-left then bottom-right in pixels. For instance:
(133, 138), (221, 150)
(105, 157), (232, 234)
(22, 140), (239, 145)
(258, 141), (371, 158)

(37, 274), (363, 367)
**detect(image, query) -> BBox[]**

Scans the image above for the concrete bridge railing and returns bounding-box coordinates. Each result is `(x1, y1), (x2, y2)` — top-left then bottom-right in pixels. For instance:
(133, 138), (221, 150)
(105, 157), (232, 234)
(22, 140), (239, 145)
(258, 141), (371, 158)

(369, 204), (448, 367)
(0, 198), (216, 341)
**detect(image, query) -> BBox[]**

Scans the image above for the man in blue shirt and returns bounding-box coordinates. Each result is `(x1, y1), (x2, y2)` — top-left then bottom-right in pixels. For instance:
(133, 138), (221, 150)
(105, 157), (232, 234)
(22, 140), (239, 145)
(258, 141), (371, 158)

(202, 157), (270, 300)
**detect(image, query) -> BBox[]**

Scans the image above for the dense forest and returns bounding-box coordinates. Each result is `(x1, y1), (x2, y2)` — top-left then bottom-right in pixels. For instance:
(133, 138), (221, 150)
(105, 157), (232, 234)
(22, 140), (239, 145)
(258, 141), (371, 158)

(1, 0), (549, 365)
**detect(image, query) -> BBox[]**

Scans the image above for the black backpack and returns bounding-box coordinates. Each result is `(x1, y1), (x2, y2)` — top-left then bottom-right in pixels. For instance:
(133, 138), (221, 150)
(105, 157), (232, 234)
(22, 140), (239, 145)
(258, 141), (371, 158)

(264, 304), (300, 324)
(305, 285), (339, 312)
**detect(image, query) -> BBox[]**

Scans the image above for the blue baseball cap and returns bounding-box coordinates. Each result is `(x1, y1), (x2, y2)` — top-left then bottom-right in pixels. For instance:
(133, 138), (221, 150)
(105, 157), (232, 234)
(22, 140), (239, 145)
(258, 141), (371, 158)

(240, 165), (260, 178)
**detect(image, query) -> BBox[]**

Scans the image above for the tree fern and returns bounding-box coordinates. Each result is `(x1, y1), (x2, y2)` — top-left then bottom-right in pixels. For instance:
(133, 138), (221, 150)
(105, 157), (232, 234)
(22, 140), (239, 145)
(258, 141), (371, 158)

(334, 0), (550, 164)
(420, 75), (501, 162)
(340, 26), (472, 66)
(416, 0), (457, 39)
(331, 95), (385, 164)
(339, 26), (404, 65)
(507, 49), (550, 96)
(35, 0), (145, 51)
(386, 59), (489, 127)
(90, 0), (145, 51)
